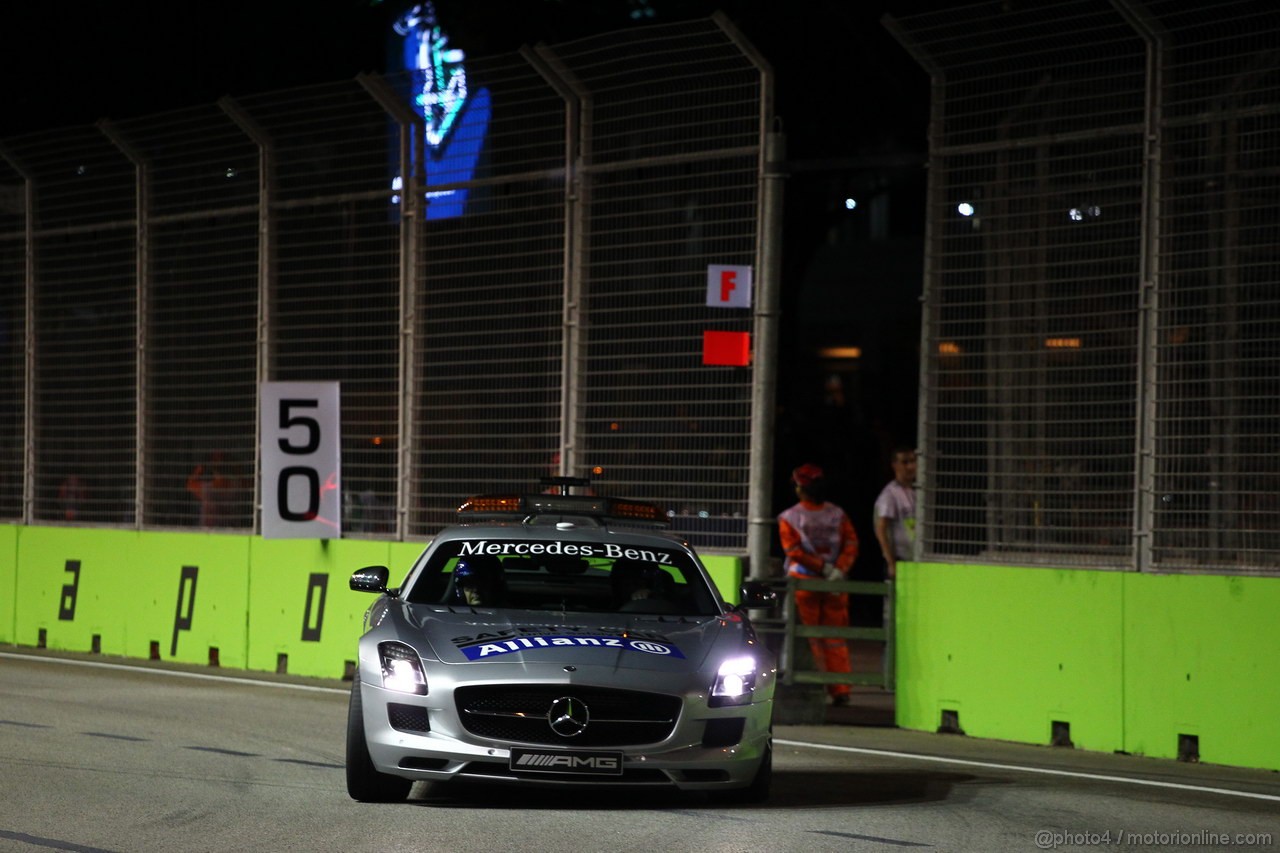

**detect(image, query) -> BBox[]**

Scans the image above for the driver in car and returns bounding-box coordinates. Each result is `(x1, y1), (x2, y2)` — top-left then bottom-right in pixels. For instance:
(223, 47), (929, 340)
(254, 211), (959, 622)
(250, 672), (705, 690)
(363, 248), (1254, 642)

(451, 555), (504, 606)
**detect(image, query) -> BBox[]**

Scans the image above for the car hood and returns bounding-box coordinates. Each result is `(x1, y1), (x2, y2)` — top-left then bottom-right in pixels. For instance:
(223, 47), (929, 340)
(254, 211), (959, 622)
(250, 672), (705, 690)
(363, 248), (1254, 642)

(393, 603), (744, 673)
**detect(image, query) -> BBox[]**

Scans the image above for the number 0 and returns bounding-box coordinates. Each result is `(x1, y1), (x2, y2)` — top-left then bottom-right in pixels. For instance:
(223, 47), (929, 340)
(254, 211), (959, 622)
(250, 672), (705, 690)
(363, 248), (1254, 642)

(278, 467), (320, 521)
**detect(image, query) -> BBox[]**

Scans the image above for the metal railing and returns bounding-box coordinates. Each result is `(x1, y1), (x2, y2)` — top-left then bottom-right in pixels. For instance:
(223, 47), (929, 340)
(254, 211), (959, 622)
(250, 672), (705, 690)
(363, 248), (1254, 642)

(753, 577), (895, 692)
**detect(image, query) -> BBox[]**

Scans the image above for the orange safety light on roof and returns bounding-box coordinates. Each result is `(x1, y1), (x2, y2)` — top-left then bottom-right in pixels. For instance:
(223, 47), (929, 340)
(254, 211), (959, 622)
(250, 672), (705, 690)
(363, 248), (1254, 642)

(609, 499), (665, 522)
(458, 495), (523, 514)
(455, 490), (668, 527)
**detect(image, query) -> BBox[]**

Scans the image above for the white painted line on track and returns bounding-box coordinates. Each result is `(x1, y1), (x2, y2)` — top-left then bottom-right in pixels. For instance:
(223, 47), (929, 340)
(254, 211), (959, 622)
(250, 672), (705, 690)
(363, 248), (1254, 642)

(0, 651), (349, 695)
(775, 738), (1280, 804)
(8, 651), (1276, 804)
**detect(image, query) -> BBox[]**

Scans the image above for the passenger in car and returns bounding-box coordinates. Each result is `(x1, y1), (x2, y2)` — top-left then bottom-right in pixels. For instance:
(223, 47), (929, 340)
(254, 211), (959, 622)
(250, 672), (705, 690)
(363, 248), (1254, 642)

(612, 559), (680, 613)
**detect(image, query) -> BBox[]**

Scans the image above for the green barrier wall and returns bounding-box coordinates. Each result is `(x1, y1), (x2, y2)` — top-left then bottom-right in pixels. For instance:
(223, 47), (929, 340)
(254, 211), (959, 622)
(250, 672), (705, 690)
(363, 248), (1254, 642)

(702, 554), (741, 605)
(1121, 571), (1280, 770)
(8, 525), (1277, 771)
(246, 537), (392, 677)
(0, 525), (16, 645)
(897, 561), (1280, 771)
(2, 526), (743, 680)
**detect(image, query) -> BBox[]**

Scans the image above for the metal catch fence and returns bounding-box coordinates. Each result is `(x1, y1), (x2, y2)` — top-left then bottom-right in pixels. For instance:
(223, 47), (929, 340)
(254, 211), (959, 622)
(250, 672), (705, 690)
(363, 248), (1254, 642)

(887, 0), (1280, 575)
(0, 15), (774, 552)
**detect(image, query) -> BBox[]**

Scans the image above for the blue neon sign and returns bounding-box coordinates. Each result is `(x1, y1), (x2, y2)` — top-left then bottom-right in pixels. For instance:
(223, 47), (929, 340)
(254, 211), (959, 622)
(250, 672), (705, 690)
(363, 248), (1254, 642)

(392, 3), (489, 219)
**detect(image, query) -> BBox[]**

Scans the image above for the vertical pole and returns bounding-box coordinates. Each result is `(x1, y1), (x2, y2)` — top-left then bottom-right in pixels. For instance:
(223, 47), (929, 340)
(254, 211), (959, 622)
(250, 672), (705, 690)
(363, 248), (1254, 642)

(1, 147), (36, 525)
(219, 97), (274, 535)
(748, 131), (785, 580)
(883, 14), (943, 566)
(1112, 0), (1166, 753)
(22, 173), (35, 526)
(394, 105), (420, 541)
(782, 577), (796, 686)
(563, 85), (588, 482)
(882, 14), (945, 699)
(884, 581), (896, 692)
(357, 73), (423, 539)
(715, 9), (782, 581)
(531, 46), (591, 482)
(98, 121), (147, 529)
(1111, 0), (1165, 573)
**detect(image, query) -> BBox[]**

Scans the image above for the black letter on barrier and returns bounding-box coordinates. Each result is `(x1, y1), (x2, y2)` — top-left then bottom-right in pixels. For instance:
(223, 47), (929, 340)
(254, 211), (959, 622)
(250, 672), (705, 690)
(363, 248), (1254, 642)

(58, 560), (81, 621)
(171, 565), (199, 658)
(301, 572), (328, 642)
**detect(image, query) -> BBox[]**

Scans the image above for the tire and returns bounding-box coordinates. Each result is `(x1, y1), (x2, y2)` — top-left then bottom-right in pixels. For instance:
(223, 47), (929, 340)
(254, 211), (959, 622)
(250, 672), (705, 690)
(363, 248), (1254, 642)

(716, 741), (772, 805)
(346, 678), (413, 802)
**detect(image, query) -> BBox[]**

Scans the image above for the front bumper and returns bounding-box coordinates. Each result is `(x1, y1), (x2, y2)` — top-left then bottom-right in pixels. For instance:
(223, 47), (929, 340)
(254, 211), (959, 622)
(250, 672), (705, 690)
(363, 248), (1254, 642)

(360, 678), (774, 791)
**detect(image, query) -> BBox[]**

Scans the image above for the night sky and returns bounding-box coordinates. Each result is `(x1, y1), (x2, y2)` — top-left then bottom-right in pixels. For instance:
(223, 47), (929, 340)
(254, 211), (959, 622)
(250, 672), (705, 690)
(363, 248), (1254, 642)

(2, 0), (934, 158)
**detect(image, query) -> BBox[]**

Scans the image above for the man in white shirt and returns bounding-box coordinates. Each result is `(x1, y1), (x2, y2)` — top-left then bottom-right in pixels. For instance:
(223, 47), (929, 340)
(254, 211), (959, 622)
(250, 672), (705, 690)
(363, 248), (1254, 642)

(874, 447), (917, 580)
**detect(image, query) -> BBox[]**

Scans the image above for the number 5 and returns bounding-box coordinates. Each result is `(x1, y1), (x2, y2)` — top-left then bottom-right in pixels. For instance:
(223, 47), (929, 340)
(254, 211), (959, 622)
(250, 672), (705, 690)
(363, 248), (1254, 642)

(279, 399), (320, 454)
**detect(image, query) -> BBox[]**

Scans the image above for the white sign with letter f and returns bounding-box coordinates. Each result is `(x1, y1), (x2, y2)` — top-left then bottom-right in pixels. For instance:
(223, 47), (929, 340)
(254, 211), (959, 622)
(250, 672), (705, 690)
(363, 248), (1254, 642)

(706, 264), (753, 308)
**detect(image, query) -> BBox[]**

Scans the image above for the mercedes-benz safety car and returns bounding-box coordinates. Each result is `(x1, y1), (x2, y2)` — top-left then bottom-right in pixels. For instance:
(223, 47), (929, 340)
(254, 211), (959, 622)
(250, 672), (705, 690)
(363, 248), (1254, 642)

(346, 482), (778, 803)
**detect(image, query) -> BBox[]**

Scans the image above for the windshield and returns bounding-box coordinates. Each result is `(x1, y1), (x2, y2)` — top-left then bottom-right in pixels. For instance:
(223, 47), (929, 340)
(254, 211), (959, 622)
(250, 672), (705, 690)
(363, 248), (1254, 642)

(402, 537), (722, 617)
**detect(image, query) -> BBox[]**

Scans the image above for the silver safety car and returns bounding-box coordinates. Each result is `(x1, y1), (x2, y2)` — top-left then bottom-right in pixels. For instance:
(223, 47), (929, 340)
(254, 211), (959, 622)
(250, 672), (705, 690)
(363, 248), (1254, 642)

(345, 482), (777, 803)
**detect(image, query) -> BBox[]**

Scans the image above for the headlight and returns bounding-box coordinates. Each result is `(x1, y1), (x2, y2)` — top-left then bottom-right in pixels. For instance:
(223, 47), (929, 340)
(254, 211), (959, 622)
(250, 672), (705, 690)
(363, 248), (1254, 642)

(379, 641), (427, 695)
(710, 655), (757, 707)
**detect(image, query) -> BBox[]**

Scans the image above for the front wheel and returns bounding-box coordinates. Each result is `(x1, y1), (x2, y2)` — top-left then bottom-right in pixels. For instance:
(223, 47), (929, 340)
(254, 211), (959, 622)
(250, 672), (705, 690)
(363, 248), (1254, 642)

(345, 678), (413, 802)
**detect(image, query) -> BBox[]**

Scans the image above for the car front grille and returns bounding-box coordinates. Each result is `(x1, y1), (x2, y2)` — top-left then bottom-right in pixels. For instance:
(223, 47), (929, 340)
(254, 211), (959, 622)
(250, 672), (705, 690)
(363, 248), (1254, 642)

(455, 685), (682, 747)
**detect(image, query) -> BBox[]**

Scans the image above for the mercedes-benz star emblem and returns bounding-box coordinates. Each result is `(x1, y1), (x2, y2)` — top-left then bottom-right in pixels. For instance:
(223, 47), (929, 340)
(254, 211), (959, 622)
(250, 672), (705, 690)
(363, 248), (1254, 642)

(548, 696), (589, 737)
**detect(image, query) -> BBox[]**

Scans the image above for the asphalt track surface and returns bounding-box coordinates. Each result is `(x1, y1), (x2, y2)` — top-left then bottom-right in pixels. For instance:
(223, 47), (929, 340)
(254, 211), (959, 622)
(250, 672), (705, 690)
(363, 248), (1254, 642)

(2, 648), (1278, 853)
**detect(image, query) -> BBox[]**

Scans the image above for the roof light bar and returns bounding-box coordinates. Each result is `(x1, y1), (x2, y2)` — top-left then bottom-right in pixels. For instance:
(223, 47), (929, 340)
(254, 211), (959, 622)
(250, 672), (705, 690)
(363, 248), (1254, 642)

(457, 495), (523, 514)
(456, 492), (668, 526)
(608, 500), (664, 522)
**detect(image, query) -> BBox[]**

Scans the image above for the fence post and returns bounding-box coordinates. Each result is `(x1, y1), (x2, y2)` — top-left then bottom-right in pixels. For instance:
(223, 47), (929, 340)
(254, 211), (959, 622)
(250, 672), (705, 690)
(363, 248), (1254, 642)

(747, 130), (786, 581)
(98, 121), (148, 529)
(883, 13), (942, 565)
(219, 97), (275, 537)
(1112, 0), (1167, 574)
(715, 10), (784, 582)
(526, 45), (590, 481)
(0, 145), (36, 526)
(781, 575), (796, 686)
(884, 580), (896, 691)
(358, 73), (424, 540)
